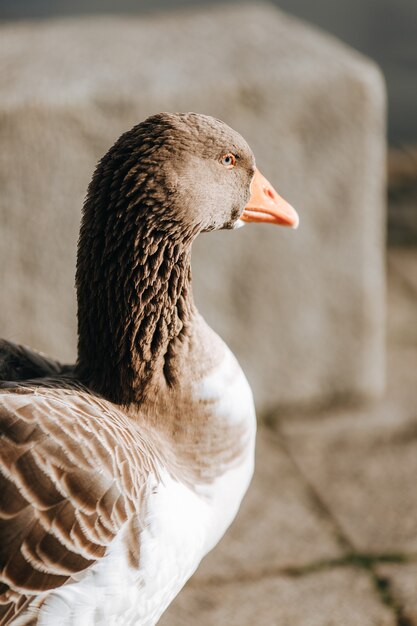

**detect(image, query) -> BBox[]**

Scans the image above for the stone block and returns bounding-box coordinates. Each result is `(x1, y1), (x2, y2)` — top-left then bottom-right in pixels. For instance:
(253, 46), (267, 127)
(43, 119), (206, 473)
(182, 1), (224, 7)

(0, 2), (386, 411)
(159, 568), (395, 626)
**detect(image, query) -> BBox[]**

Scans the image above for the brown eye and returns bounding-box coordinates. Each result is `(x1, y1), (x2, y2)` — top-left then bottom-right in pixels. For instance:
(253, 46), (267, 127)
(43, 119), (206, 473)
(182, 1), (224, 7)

(220, 153), (236, 169)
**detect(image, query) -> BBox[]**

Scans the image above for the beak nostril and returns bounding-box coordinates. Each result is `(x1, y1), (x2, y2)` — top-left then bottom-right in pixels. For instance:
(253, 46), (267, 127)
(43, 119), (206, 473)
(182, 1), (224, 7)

(264, 187), (275, 200)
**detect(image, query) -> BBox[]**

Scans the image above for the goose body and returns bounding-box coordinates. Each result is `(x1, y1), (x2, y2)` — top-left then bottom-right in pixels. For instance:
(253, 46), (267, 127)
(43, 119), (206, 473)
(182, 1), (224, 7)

(0, 113), (298, 625)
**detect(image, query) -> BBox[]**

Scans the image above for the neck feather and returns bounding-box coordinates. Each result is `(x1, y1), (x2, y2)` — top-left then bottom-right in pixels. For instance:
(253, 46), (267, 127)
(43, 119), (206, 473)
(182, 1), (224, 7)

(76, 223), (195, 404)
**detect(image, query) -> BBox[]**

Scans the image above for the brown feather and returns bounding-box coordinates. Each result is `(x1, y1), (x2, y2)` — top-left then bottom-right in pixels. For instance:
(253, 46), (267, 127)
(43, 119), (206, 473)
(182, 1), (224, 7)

(0, 379), (156, 614)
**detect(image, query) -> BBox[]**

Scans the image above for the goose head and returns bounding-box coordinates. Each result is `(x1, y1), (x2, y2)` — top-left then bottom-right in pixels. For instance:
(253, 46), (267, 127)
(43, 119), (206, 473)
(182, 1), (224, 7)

(81, 112), (298, 243)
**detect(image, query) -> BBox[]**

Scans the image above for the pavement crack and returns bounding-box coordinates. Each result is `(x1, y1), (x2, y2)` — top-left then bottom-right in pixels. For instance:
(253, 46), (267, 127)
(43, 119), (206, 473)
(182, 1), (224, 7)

(192, 553), (409, 588)
(266, 420), (354, 552)
(371, 569), (416, 626)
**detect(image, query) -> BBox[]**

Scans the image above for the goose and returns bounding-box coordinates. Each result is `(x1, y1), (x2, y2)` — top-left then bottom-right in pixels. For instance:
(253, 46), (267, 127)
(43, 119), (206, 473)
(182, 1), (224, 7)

(0, 112), (299, 626)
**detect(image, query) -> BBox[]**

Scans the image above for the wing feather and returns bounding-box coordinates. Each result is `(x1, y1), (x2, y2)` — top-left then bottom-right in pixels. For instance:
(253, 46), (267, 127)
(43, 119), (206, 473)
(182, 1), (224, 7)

(0, 378), (157, 624)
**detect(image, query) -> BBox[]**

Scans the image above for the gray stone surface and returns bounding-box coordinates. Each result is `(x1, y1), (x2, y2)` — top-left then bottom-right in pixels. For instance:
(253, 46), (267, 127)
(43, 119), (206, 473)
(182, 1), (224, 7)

(0, 2), (386, 411)
(159, 568), (395, 626)
(280, 251), (417, 554)
(282, 388), (417, 554)
(192, 429), (342, 582)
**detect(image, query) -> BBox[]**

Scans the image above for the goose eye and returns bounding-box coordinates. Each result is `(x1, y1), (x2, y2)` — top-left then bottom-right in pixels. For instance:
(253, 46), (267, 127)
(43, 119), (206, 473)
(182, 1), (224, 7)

(220, 153), (236, 169)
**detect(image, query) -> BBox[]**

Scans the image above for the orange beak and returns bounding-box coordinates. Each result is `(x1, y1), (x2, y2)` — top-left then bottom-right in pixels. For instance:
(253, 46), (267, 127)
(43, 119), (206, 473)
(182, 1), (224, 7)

(241, 168), (299, 228)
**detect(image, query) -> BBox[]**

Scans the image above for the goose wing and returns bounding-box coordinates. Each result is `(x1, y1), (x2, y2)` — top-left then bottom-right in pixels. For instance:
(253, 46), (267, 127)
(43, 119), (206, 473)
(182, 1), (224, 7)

(0, 380), (156, 624)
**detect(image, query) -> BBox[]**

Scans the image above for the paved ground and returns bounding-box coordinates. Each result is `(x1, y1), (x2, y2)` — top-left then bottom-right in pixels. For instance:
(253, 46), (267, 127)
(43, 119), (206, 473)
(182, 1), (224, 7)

(160, 248), (417, 626)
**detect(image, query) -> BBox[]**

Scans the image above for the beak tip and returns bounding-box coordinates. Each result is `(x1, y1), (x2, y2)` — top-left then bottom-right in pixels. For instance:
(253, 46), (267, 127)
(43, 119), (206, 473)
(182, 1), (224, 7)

(246, 168), (300, 230)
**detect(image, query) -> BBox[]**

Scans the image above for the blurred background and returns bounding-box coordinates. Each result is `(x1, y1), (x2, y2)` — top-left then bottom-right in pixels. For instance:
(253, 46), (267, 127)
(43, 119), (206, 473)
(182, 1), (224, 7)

(1, 1), (417, 624)
(2, 0), (417, 143)
(1, 0), (417, 244)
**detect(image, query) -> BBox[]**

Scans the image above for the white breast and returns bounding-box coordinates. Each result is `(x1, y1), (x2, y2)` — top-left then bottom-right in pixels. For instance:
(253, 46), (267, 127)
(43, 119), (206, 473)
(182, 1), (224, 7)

(37, 349), (256, 626)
